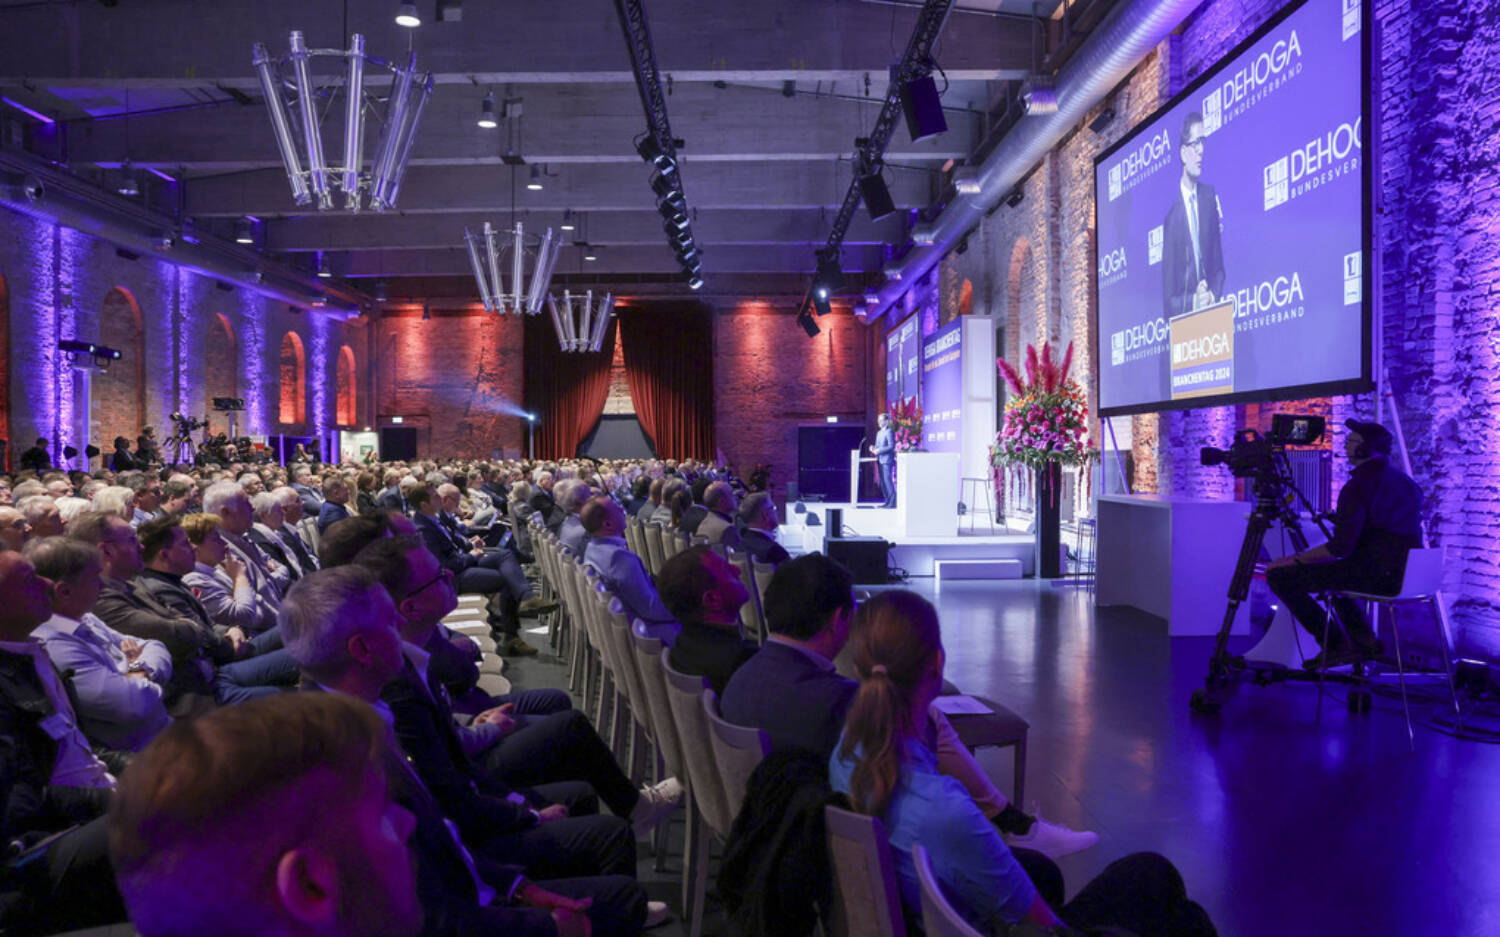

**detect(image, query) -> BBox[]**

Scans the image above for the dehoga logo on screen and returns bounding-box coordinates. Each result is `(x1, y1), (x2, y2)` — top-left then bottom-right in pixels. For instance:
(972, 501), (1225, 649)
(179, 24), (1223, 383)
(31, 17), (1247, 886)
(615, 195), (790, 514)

(1232, 272), (1305, 328)
(1098, 246), (1128, 287)
(1173, 331), (1231, 364)
(1200, 29), (1303, 134)
(1110, 317), (1169, 365)
(1264, 117), (1362, 209)
(1108, 130), (1172, 201)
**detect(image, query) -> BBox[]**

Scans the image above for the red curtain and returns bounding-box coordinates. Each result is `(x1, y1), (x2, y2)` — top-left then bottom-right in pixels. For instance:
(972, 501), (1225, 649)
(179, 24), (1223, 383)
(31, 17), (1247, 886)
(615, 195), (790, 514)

(618, 301), (715, 459)
(523, 313), (617, 459)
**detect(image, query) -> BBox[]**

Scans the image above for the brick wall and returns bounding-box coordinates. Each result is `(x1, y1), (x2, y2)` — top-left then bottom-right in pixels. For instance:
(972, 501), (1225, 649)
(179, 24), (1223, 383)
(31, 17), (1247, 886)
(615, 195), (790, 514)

(0, 206), (373, 468)
(714, 301), (869, 500)
(373, 306), (525, 460)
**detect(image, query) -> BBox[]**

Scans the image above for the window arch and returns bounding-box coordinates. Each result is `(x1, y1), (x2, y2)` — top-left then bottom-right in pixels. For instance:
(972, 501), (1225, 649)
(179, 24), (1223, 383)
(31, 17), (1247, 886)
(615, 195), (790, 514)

(336, 345), (357, 426)
(278, 331), (307, 425)
(205, 313), (238, 416)
(94, 287), (146, 455)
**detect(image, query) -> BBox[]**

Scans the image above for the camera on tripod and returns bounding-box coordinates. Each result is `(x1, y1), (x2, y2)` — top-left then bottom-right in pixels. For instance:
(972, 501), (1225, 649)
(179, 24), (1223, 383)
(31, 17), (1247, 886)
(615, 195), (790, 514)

(168, 411), (208, 434)
(1200, 413), (1325, 479)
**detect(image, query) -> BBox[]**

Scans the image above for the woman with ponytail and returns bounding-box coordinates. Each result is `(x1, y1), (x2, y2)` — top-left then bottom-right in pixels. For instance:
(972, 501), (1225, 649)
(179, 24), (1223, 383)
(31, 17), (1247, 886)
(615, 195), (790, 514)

(830, 590), (1216, 937)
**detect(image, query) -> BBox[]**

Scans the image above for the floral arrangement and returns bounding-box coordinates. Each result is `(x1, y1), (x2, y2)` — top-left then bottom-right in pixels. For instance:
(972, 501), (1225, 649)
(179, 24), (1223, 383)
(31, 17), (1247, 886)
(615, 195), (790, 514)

(990, 341), (1096, 505)
(888, 396), (924, 452)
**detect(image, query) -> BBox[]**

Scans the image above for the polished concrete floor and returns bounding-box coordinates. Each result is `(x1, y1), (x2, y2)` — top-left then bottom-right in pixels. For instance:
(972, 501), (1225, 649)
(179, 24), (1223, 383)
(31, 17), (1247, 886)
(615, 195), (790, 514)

(510, 578), (1500, 937)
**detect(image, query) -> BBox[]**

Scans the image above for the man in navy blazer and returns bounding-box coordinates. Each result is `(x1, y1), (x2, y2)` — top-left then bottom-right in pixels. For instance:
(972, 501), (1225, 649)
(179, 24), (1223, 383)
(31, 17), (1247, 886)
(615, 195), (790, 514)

(580, 496), (679, 645)
(719, 552), (856, 755)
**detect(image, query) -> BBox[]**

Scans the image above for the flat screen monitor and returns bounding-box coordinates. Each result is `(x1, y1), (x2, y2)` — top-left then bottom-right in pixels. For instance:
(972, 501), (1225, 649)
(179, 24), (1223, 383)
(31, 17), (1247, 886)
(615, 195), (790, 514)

(1094, 0), (1372, 417)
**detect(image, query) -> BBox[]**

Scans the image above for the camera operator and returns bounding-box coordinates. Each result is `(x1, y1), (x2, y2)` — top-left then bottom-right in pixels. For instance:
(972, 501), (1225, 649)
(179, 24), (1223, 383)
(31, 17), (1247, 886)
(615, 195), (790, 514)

(1265, 419), (1423, 669)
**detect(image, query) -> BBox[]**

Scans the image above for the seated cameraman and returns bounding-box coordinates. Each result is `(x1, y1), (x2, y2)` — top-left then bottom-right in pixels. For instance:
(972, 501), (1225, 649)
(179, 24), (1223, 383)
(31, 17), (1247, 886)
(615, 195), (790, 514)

(1266, 419), (1423, 669)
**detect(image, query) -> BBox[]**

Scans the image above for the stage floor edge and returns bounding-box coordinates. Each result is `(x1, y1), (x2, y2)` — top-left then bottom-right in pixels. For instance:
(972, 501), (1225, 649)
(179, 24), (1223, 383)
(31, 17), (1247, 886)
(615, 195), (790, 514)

(782, 502), (1036, 577)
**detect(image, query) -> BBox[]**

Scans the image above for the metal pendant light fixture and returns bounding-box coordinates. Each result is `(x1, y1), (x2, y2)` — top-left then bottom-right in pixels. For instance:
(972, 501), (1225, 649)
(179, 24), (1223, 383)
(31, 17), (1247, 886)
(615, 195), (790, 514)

(252, 31), (433, 212)
(547, 290), (615, 353)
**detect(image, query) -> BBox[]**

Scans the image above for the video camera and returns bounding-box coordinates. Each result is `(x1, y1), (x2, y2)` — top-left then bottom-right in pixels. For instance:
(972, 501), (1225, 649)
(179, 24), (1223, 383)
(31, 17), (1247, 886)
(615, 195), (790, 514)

(168, 411), (209, 434)
(1200, 413), (1324, 479)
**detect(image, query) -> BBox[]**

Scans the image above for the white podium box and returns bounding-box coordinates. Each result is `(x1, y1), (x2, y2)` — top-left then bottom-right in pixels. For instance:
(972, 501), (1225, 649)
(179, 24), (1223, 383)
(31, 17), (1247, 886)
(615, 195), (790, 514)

(1095, 494), (1251, 636)
(849, 451), (878, 504)
(896, 451), (960, 538)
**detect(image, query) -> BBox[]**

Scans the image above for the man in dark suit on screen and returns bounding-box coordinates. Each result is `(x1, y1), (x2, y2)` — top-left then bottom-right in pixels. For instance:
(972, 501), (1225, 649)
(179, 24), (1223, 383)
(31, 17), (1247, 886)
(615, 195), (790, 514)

(1162, 111), (1226, 322)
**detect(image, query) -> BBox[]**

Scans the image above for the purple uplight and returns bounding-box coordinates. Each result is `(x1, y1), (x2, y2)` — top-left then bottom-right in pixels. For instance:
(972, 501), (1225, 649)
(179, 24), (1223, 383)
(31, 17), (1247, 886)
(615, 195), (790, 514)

(310, 313), (331, 440)
(144, 166), (177, 183)
(238, 292), (268, 434)
(1, 96), (54, 124)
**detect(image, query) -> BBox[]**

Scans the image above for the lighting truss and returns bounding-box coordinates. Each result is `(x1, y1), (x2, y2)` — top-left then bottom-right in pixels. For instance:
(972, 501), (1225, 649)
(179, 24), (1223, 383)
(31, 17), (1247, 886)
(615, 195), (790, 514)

(252, 31), (433, 212)
(546, 290), (616, 353)
(615, 0), (702, 288)
(798, 0), (955, 322)
(463, 221), (562, 316)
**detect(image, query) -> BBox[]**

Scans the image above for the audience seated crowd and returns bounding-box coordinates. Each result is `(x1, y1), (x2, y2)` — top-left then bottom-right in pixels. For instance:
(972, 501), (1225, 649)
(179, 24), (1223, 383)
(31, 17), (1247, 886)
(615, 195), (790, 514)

(0, 446), (1208, 937)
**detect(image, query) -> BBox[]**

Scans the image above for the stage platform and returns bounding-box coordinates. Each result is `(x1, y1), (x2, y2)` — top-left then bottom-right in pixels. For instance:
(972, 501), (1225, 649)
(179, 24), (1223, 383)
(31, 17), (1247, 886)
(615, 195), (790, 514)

(782, 501), (1037, 578)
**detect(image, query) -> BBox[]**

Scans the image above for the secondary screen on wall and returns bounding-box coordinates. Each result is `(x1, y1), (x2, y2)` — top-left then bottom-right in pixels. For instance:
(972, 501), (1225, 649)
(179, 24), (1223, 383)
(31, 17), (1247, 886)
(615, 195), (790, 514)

(884, 313), (923, 408)
(1094, 0), (1371, 417)
(920, 319), (963, 453)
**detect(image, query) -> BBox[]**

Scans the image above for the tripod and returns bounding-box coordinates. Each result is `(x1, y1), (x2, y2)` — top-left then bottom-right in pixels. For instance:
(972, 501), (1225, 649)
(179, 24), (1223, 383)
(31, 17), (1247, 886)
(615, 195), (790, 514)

(1190, 464), (1348, 714)
(167, 433), (196, 466)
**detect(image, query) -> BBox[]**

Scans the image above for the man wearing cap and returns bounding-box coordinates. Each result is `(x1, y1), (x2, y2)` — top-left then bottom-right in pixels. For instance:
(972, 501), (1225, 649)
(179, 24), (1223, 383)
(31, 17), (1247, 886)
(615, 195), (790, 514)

(1266, 418), (1424, 669)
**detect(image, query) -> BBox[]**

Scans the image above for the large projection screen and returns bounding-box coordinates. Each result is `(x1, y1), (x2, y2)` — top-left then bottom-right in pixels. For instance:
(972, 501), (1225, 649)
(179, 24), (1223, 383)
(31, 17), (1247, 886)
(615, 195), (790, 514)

(1094, 0), (1372, 417)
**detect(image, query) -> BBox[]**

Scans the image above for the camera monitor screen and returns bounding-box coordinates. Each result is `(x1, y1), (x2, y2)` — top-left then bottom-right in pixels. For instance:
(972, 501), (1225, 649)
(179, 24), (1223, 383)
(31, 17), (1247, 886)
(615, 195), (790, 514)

(1094, 0), (1372, 417)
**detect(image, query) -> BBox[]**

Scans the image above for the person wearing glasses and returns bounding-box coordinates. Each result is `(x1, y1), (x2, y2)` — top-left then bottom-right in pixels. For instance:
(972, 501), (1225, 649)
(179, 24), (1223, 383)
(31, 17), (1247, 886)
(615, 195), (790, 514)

(1162, 110), (1225, 322)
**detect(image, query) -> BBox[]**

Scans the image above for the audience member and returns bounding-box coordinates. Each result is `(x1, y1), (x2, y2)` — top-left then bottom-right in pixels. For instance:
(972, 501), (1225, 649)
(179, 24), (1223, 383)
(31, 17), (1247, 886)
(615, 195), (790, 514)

(19, 437), (53, 472)
(555, 478), (594, 555)
(660, 545), (755, 694)
(18, 494), (63, 538)
(108, 693), (423, 937)
(735, 491), (790, 565)
(0, 549), (126, 934)
(697, 480), (742, 548)
(203, 481), (285, 607)
(119, 471), (163, 526)
(290, 466), (324, 515)
(530, 471), (567, 532)
(180, 512), (281, 635)
(377, 468), (409, 512)
(831, 590), (1212, 937)
(319, 472), (353, 532)
(26, 537), (172, 750)
(246, 490), (306, 587)
(580, 495), (679, 643)
(0, 504), (30, 550)
(677, 477), (712, 536)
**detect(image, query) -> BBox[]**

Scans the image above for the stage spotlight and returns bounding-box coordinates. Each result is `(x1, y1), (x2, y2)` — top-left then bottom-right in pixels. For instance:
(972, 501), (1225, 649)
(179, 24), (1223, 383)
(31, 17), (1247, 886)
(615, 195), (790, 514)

(234, 217), (255, 244)
(477, 91), (497, 129)
(686, 273), (704, 290)
(677, 245), (701, 265)
(527, 165), (544, 190)
(811, 287), (832, 317)
(636, 136), (677, 175)
(1089, 104), (1116, 135)
(858, 168), (895, 221)
(649, 169), (676, 198)
(814, 251), (846, 295)
(116, 159), (140, 197)
(316, 253), (332, 278)
(900, 69), (947, 141)
(583, 246), (598, 262)
(395, 2), (421, 27)
(374, 280), (389, 302)
(560, 209), (576, 232)
(798, 311), (821, 337)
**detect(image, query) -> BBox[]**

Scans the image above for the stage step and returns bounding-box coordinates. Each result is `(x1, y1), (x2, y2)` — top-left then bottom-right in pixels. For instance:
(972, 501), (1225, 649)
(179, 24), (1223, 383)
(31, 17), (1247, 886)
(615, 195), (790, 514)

(934, 559), (1024, 581)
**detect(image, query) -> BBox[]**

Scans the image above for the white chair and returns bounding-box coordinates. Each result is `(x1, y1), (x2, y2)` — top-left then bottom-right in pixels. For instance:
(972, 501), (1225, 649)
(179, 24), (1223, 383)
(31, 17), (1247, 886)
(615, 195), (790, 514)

(1334, 546), (1459, 748)
(824, 805), (907, 937)
(912, 843), (984, 937)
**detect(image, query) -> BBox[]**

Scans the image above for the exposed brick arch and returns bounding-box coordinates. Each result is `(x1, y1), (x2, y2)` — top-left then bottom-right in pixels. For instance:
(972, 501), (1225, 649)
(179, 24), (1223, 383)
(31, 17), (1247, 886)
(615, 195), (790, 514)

(93, 287), (146, 456)
(336, 344), (357, 426)
(958, 278), (974, 318)
(278, 331), (307, 426)
(1004, 237), (1034, 365)
(205, 313), (237, 416)
(0, 275), (8, 468)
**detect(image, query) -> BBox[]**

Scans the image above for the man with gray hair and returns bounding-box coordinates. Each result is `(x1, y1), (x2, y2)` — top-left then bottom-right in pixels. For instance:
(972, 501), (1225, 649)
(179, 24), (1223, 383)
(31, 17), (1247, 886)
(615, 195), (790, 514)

(529, 471), (567, 532)
(269, 485), (320, 572)
(290, 466), (323, 517)
(245, 491), (305, 590)
(18, 495), (64, 539)
(203, 481), (285, 606)
(696, 481), (742, 549)
(554, 479), (594, 556)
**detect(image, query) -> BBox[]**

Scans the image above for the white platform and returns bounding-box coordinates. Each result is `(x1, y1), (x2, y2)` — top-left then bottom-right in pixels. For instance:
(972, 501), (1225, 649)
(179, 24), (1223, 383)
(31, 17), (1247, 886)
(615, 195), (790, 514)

(784, 501), (1036, 577)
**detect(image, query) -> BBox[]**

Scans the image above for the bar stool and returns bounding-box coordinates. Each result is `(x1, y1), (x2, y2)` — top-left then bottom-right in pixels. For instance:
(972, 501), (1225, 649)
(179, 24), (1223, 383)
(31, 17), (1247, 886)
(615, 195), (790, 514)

(958, 477), (995, 534)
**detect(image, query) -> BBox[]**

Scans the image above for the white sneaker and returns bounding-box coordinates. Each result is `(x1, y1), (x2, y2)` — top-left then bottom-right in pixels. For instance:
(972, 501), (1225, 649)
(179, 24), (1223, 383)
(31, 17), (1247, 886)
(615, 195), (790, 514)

(1003, 806), (1099, 860)
(643, 900), (672, 929)
(631, 777), (684, 837)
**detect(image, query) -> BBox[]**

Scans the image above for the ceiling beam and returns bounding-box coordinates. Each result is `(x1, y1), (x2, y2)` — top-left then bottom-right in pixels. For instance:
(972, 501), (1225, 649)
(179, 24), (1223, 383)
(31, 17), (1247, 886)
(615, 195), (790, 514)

(335, 242), (889, 278)
(182, 162), (936, 217)
(263, 208), (905, 251)
(60, 83), (972, 171)
(0, 0), (1033, 86)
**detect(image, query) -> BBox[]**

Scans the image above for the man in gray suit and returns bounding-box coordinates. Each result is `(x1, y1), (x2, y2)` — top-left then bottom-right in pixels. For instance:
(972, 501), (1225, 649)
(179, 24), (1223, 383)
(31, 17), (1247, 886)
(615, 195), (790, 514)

(870, 412), (897, 508)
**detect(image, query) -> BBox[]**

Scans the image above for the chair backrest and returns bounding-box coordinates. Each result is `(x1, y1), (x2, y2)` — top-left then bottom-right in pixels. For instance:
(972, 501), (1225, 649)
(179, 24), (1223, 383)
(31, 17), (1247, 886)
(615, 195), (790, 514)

(631, 626), (685, 776)
(661, 650), (733, 838)
(1398, 546), (1445, 598)
(751, 559), (777, 626)
(824, 805), (907, 937)
(625, 515), (643, 558)
(701, 688), (770, 822)
(605, 599), (650, 730)
(643, 523), (667, 577)
(727, 549), (765, 642)
(669, 528), (690, 558)
(912, 844), (983, 937)
(691, 534), (710, 549)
